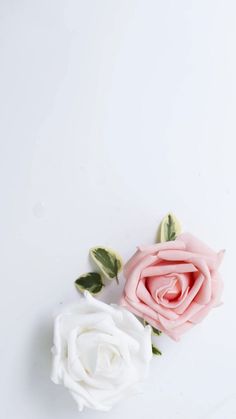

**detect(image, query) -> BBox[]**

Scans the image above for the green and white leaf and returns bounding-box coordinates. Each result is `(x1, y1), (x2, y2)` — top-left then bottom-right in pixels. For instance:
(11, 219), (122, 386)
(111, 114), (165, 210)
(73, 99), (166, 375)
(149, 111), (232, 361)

(159, 213), (181, 242)
(144, 321), (162, 336)
(152, 344), (162, 356)
(75, 272), (103, 294)
(90, 247), (123, 283)
(151, 326), (162, 336)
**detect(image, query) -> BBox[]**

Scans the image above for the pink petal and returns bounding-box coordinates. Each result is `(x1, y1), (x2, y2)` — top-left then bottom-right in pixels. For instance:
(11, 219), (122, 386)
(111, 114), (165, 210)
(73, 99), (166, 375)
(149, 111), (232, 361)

(122, 294), (160, 321)
(142, 263), (198, 277)
(190, 279), (223, 323)
(158, 249), (217, 272)
(120, 300), (164, 332)
(159, 301), (203, 330)
(138, 239), (186, 253)
(174, 273), (204, 314)
(136, 279), (179, 320)
(148, 273), (191, 309)
(158, 251), (212, 305)
(123, 254), (158, 301)
(124, 249), (147, 279)
(178, 233), (217, 258)
(166, 321), (194, 341)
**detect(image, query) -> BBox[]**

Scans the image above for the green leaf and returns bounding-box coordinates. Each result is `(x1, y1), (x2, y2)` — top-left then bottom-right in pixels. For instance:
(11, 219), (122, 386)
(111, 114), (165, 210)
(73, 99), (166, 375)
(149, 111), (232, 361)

(152, 344), (162, 356)
(75, 272), (103, 294)
(151, 326), (162, 336)
(144, 321), (162, 336)
(159, 213), (181, 242)
(90, 247), (123, 284)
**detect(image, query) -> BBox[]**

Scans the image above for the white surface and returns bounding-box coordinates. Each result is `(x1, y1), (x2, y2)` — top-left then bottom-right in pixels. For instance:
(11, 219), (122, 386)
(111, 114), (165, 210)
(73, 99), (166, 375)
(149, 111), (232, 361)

(0, 1), (235, 418)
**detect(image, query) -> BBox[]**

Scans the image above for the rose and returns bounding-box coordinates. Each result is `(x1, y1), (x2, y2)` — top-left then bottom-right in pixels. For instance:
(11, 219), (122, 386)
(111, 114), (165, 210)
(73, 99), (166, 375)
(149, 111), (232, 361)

(51, 291), (152, 411)
(121, 233), (224, 341)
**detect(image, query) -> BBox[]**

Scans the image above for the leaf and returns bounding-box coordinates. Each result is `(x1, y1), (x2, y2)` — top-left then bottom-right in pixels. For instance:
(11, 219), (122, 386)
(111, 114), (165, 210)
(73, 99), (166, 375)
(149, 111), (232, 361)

(159, 213), (181, 242)
(144, 321), (162, 336)
(75, 272), (103, 294)
(90, 247), (123, 284)
(152, 344), (162, 356)
(151, 326), (162, 336)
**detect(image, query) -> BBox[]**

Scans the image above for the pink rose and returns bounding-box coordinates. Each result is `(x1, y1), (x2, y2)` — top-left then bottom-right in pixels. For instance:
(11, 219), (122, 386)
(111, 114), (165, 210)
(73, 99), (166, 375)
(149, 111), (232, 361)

(121, 233), (224, 341)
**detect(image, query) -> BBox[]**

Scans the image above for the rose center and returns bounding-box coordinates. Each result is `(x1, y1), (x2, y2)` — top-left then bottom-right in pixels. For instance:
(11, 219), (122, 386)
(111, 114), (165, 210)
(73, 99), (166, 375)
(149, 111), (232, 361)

(163, 279), (182, 301)
(146, 272), (192, 305)
(76, 331), (122, 377)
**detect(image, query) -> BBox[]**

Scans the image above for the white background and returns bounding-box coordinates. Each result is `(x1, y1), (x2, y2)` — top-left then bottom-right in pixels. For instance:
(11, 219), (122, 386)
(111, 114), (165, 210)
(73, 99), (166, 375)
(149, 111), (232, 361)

(0, 1), (236, 418)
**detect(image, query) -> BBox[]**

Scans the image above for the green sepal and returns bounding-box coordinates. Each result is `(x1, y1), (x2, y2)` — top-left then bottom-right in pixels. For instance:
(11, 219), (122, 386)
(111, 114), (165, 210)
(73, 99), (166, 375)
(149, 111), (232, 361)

(152, 344), (162, 356)
(144, 321), (162, 336)
(151, 326), (162, 336)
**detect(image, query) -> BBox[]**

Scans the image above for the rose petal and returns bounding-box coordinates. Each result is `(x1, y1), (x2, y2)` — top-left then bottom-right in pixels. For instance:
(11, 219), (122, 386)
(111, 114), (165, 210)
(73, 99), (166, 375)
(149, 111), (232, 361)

(190, 279), (224, 324)
(123, 255), (158, 301)
(142, 263), (198, 277)
(174, 273), (205, 314)
(158, 301), (203, 330)
(158, 249), (216, 271)
(158, 252), (212, 305)
(147, 273), (191, 309)
(136, 279), (179, 320)
(164, 321), (194, 341)
(122, 294), (160, 321)
(120, 298), (164, 333)
(51, 294), (152, 411)
(178, 233), (224, 270)
(179, 233), (219, 257)
(138, 238), (186, 253)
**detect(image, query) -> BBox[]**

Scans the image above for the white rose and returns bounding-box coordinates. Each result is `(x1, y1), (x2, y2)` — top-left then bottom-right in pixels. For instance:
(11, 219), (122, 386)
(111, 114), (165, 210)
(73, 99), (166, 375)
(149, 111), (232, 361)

(51, 292), (152, 411)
